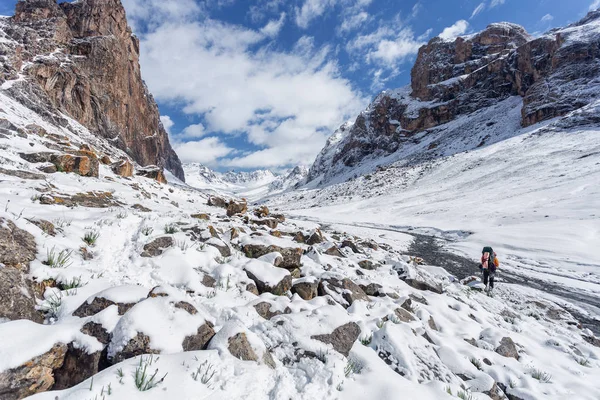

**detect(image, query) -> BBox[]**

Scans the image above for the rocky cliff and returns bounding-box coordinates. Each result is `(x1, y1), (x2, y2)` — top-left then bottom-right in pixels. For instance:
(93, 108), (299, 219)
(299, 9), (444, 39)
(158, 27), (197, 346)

(308, 11), (600, 183)
(0, 0), (184, 180)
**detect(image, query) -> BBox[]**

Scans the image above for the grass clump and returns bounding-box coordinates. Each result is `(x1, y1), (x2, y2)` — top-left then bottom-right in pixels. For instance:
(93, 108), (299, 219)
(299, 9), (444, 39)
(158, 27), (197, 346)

(135, 355), (167, 391)
(164, 223), (178, 234)
(45, 247), (73, 268)
(469, 357), (483, 371)
(141, 226), (154, 236)
(344, 358), (363, 377)
(83, 230), (100, 246)
(191, 361), (216, 387)
(360, 333), (372, 346)
(530, 368), (552, 383)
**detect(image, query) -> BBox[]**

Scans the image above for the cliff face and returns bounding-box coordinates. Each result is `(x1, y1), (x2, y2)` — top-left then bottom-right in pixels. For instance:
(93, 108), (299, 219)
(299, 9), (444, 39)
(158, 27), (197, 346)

(0, 0), (184, 180)
(308, 11), (600, 183)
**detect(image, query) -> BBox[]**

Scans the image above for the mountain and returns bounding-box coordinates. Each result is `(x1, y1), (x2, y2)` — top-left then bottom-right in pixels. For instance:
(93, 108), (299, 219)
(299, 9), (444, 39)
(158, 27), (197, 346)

(308, 13), (600, 184)
(0, 0), (184, 180)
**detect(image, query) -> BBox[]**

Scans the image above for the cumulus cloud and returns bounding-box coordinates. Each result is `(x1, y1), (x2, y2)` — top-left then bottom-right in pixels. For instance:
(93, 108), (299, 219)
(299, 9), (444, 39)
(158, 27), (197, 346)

(137, 19), (364, 168)
(160, 115), (174, 134)
(490, 0), (505, 8)
(173, 137), (234, 166)
(541, 14), (554, 22)
(439, 20), (468, 40)
(470, 3), (485, 19)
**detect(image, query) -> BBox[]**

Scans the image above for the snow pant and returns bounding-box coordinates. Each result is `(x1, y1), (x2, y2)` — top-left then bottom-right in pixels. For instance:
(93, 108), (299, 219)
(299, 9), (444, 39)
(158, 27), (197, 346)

(483, 269), (495, 289)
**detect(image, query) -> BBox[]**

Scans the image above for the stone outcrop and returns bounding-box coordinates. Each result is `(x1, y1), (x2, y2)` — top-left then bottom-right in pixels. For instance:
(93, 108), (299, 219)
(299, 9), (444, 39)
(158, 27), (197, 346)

(308, 11), (600, 183)
(311, 322), (360, 357)
(2, 0), (184, 180)
(242, 244), (303, 270)
(140, 236), (174, 257)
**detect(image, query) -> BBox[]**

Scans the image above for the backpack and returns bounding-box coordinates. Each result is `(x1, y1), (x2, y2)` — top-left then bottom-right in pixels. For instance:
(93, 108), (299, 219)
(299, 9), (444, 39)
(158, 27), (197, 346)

(481, 247), (498, 272)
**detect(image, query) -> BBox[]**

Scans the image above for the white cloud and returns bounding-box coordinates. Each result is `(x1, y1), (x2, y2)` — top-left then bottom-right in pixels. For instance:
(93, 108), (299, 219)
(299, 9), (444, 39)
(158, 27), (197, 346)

(137, 19), (365, 169)
(261, 12), (286, 37)
(173, 137), (234, 166)
(338, 11), (370, 34)
(590, 0), (600, 10)
(122, 0), (202, 31)
(412, 2), (422, 18)
(439, 20), (469, 40)
(179, 123), (207, 139)
(470, 2), (485, 19)
(368, 29), (424, 63)
(541, 13), (554, 22)
(295, 0), (336, 29)
(160, 115), (174, 133)
(490, 0), (505, 8)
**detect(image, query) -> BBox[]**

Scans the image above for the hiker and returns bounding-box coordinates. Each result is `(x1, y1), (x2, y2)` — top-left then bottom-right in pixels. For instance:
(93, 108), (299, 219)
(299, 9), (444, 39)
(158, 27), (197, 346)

(480, 246), (499, 293)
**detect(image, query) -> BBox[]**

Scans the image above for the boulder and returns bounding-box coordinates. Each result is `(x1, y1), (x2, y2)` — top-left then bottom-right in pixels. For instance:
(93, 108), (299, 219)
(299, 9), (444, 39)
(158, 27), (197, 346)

(181, 322), (216, 351)
(0, 267), (44, 323)
(0, 167), (46, 180)
(252, 218), (279, 229)
(19, 152), (54, 164)
(141, 236), (174, 257)
(0, 218), (37, 269)
(324, 246), (345, 257)
(208, 196), (228, 208)
(358, 260), (377, 270)
(392, 308), (416, 323)
(110, 158), (134, 177)
(242, 244), (303, 270)
(253, 301), (291, 320)
(38, 191), (122, 208)
(109, 332), (159, 364)
(136, 166), (167, 184)
(254, 206), (269, 218)
(131, 203), (151, 212)
(246, 282), (259, 295)
(73, 296), (136, 317)
(245, 260), (292, 296)
(191, 213), (210, 220)
(293, 231), (306, 243)
(80, 321), (110, 345)
(291, 280), (319, 300)
(174, 301), (198, 315)
(305, 229), (324, 245)
(495, 337), (519, 360)
(27, 218), (56, 236)
(227, 332), (275, 369)
(318, 278), (369, 307)
(311, 322), (361, 357)
(271, 214), (286, 223)
(206, 238), (231, 257)
(359, 282), (383, 296)
(0, 343), (67, 400)
(51, 153), (99, 177)
(341, 240), (362, 254)
(52, 343), (106, 390)
(227, 199), (248, 217)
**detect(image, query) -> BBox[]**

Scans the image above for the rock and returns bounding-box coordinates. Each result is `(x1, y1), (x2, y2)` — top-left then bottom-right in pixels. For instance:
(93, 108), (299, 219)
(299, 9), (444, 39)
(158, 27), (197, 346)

(427, 316), (439, 331)
(174, 301), (198, 315)
(291, 280), (319, 300)
(253, 302), (290, 320)
(80, 321), (110, 345)
(50, 153), (99, 177)
(136, 166), (167, 183)
(271, 214), (285, 223)
(341, 240), (362, 254)
(39, 191), (122, 208)
(311, 322), (361, 357)
(182, 322), (216, 351)
(230, 227), (240, 239)
(0, 267), (44, 323)
(0, 217), (37, 269)
(191, 213), (210, 220)
(0, 343), (67, 400)
(227, 199), (248, 217)
(495, 337), (519, 360)
(254, 206), (269, 217)
(110, 158), (133, 177)
(37, 164), (57, 174)
(27, 218), (56, 236)
(393, 308), (416, 323)
(497, 383), (526, 400)
(404, 277), (444, 294)
(305, 229), (324, 245)
(131, 203), (151, 212)
(409, 293), (428, 305)
(227, 332), (275, 369)
(100, 155), (112, 164)
(270, 230), (282, 238)
(110, 332), (159, 364)
(252, 218), (279, 229)
(207, 225), (220, 238)
(208, 196), (228, 208)
(201, 274), (216, 288)
(293, 231), (306, 243)
(582, 334), (600, 347)
(140, 236), (174, 257)
(73, 296), (135, 317)
(242, 244), (303, 270)
(245, 260), (292, 296)
(206, 238), (231, 257)
(318, 278), (369, 307)
(358, 260), (377, 270)
(246, 282), (259, 295)
(0, 167), (46, 180)
(52, 343), (106, 390)
(359, 282), (383, 296)
(19, 152), (54, 164)
(484, 382), (509, 400)
(324, 246), (345, 257)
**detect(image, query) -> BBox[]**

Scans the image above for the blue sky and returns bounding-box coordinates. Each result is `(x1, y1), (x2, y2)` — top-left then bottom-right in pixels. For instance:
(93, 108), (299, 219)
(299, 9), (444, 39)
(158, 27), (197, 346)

(2, 0), (599, 171)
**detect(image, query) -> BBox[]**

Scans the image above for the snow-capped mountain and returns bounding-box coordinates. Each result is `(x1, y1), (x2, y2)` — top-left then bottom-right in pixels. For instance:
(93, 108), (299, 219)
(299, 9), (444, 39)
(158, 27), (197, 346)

(182, 163), (308, 201)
